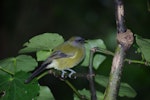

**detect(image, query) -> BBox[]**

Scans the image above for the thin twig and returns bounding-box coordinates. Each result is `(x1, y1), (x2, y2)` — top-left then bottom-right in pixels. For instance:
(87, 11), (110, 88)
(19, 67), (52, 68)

(95, 48), (115, 56)
(95, 48), (149, 66)
(47, 69), (89, 100)
(36, 71), (49, 81)
(125, 59), (150, 66)
(64, 80), (89, 100)
(88, 47), (97, 100)
(47, 69), (90, 78)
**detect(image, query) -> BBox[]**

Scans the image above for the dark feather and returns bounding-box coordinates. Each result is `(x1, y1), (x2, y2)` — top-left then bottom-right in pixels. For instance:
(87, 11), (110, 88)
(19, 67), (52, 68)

(25, 51), (71, 84)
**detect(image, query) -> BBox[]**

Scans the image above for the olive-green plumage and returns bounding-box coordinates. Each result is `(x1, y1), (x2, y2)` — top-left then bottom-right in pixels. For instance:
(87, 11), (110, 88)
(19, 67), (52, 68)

(25, 36), (85, 83)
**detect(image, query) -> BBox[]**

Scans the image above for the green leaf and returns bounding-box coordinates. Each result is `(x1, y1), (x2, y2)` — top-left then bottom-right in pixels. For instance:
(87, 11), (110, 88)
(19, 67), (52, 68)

(0, 55), (37, 75)
(19, 33), (64, 53)
(135, 34), (150, 62)
(36, 50), (52, 61)
(95, 75), (137, 98)
(81, 39), (106, 69)
(95, 75), (108, 87)
(73, 89), (104, 100)
(37, 86), (54, 100)
(0, 71), (40, 100)
(119, 83), (137, 98)
(16, 55), (38, 72)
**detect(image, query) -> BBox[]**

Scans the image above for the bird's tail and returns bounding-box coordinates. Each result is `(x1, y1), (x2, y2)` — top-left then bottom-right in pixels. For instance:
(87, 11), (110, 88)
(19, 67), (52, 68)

(24, 63), (49, 84)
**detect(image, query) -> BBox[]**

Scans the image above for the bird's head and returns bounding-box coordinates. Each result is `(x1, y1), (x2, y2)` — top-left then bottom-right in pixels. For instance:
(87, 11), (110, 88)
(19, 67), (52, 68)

(68, 36), (85, 46)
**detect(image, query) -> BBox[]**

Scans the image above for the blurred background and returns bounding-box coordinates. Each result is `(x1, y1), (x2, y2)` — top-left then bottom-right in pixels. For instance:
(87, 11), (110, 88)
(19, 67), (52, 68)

(0, 0), (150, 100)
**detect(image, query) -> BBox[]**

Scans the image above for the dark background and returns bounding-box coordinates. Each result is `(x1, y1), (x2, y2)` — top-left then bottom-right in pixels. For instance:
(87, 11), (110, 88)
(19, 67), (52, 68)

(0, 0), (150, 100)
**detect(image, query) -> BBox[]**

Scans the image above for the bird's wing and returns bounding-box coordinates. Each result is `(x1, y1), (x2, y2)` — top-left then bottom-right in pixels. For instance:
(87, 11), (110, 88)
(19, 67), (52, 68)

(25, 50), (74, 84)
(42, 50), (74, 66)
(50, 50), (72, 59)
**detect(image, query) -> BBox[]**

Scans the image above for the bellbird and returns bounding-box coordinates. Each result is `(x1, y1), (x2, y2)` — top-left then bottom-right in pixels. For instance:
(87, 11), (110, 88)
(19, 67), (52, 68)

(25, 36), (85, 83)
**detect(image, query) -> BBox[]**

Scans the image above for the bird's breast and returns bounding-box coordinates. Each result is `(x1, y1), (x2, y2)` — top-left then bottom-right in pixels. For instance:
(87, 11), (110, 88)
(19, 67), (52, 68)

(46, 47), (85, 70)
(46, 60), (59, 69)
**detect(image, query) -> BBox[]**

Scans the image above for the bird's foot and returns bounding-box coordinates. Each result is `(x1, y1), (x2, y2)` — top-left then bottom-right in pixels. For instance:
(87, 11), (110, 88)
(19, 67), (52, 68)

(61, 69), (76, 79)
(61, 70), (67, 78)
(66, 68), (76, 78)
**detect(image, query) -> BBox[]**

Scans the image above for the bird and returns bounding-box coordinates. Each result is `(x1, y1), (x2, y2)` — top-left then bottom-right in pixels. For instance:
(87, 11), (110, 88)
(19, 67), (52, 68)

(25, 36), (85, 83)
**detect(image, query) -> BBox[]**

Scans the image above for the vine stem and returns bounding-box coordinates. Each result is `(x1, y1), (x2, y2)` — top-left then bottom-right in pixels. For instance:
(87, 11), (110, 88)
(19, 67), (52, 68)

(96, 48), (149, 66)
(64, 80), (89, 100)
(36, 71), (49, 81)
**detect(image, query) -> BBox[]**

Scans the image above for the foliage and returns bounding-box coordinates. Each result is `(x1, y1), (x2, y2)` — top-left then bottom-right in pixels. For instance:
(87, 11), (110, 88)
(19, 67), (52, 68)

(19, 33), (64, 53)
(95, 75), (137, 98)
(0, 71), (39, 100)
(37, 86), (54, 100)
(1, 33), (149, 100)
(135, 34), (150, 62)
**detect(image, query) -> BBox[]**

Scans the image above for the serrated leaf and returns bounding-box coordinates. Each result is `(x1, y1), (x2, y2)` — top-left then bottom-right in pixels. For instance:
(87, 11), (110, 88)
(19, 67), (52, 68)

(81, 39), (106, 69)
(0, 71), (40, 100)
(0, 55), (37, 74)
(95, 75), (137, 98)
(19, 33), (64, 53)
(73, 89), (104, 100)
(135, 34), (150, 62)
(37, 86), (54, 100)
(36, 50), (52, 61)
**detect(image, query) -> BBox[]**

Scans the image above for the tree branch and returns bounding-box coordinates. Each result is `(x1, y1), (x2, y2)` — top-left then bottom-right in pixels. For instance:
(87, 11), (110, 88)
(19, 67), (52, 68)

(115, 0), (126, 33)
(104, 0), (134, 100)
(88, 47), (97, 100)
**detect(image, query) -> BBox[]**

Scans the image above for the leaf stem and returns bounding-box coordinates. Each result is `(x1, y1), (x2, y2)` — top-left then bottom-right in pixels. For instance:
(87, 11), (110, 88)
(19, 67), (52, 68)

(0, 66), (14, 75)
(125, 59), (150, 66)
(96, 48), (150, 66)
(96, 48), (115, 56)
(36, 71), (49, 80)
(64, 80), (89, 100)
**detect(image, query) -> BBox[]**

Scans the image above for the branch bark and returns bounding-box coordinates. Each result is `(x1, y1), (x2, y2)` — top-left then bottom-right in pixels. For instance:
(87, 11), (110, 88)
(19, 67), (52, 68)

(88, 47), (97, 100)
(104, 0), (134, 100)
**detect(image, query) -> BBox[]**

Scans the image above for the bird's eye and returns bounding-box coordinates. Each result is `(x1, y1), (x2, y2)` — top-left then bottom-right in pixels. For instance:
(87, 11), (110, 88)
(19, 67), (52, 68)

(76, 39), (84, 43)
